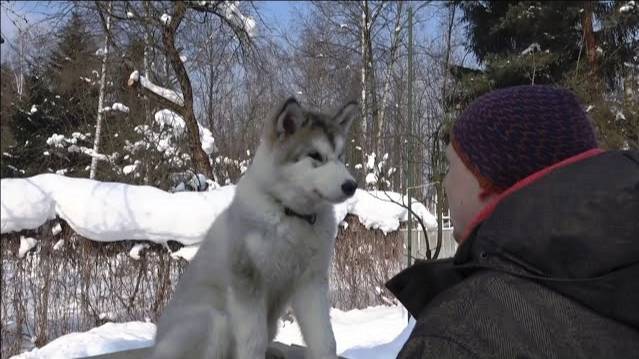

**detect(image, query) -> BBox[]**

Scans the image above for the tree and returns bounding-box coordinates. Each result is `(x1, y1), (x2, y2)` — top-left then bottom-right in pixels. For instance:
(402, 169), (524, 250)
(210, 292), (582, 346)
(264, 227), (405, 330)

(453, 0), (639, 149)
(3, 12), (100, 177)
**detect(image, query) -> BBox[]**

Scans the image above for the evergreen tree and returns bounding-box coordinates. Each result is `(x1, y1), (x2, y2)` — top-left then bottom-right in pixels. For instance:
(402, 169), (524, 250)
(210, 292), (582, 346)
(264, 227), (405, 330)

(2, 12), (101, 177)
(451, 1), (638, 149)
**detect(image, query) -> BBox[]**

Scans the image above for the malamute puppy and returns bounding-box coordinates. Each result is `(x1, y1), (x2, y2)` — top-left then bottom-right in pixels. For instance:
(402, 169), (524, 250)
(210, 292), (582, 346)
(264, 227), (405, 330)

(152, 98), (358, 359)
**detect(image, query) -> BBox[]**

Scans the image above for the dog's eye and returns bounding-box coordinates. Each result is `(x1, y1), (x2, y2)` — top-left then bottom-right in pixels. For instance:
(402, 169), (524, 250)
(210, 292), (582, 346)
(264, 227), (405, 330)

(308, 152), (323, 162)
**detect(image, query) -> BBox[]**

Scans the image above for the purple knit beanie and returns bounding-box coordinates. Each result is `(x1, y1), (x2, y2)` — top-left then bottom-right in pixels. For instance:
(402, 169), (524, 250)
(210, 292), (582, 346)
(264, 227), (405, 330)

(451, 85), (598, 193)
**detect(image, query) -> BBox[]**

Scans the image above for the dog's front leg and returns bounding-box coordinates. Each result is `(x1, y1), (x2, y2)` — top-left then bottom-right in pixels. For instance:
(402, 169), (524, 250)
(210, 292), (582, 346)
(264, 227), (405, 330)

(228, 287), (268, 359)
(292, 275), (337, 359)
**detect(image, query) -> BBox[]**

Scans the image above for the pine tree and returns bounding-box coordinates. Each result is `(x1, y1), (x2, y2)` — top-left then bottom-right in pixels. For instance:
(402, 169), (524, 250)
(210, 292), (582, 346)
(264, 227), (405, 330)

(451, 1), (638, 149)
(2, 12), (101, 177)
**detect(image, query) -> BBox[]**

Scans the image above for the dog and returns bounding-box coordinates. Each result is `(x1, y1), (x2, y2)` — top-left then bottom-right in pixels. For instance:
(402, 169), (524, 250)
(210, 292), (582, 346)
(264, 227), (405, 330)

(151, 98), (358, 359)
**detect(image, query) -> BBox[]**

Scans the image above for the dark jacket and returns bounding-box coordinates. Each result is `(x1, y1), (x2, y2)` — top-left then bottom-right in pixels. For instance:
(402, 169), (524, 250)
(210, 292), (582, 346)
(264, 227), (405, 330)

(386, 150), (639, 358)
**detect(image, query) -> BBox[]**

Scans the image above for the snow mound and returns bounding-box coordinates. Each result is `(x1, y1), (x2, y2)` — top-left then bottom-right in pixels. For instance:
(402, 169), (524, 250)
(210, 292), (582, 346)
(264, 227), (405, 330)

(11, 322), (155, 359)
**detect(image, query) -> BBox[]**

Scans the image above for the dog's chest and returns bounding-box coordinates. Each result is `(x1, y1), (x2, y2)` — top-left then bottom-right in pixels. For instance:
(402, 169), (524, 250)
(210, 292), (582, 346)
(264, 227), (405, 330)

(244, 217), (331, 285)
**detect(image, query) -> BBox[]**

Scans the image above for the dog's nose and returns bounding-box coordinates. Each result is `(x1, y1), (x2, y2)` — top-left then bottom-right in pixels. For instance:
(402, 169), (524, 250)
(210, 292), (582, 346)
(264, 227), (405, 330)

(341, 180), (357, 196)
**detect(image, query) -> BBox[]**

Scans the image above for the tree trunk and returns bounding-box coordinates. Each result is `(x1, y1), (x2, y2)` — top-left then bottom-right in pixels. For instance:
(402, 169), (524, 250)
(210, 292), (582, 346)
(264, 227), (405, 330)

(90, 1), (112, 180)
(360, 1), (369, 147)
(581, 1), (599, 78)
(163, 2), (213, 178)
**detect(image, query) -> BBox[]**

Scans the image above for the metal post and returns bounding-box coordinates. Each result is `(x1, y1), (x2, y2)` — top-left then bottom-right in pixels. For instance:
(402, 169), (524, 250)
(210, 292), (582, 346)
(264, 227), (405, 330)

(406, 5), (414, 268)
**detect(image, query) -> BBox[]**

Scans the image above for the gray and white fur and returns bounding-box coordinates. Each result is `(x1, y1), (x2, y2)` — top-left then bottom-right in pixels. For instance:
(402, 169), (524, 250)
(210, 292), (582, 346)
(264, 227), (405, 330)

(151, 98), (358, 359)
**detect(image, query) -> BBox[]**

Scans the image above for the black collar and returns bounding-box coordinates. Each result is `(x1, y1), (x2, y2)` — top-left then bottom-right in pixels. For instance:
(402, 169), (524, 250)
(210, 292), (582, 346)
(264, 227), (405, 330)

(284, 207), (317, 225)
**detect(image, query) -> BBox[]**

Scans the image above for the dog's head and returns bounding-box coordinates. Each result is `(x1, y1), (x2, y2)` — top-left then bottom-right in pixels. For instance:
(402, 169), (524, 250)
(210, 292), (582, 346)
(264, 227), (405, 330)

(253, 98), (358, 215)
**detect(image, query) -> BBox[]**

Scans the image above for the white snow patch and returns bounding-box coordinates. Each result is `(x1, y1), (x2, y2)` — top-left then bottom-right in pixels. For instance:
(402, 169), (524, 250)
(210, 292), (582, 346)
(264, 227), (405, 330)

(521, 42), (541, 55)
(112, 103), (130, 113)
(129, 243), (150, 260)
(128, 70), (140, 83)
(53, 239), (65, 251)
(136, 75), (184, 106)
(18, 236), (38, 258)
(52, 222), (62, 236)
(160, 13), (171, 25)
(11, 322), (155, 359)
(620, 1), (635, 13)
(219, 2), (257, 38)
(170, 244), (199, 261)
(366, 172), (378, 185)
(154, 110), (216, 155)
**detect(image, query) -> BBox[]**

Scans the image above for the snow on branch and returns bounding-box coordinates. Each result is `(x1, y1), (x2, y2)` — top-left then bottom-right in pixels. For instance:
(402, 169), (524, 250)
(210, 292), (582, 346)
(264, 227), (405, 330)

(128, 70), (184, 108)
(190, 1), (257, 39)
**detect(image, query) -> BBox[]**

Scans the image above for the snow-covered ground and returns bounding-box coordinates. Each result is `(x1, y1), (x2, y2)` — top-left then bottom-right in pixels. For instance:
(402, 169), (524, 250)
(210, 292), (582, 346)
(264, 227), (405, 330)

(12, 305), (414, 359)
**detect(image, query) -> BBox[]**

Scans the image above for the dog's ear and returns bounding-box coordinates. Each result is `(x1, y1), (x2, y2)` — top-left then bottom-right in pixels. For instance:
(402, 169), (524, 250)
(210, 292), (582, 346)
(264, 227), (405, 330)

(333, 101), (358, 134)
(275, 97), (305, 138)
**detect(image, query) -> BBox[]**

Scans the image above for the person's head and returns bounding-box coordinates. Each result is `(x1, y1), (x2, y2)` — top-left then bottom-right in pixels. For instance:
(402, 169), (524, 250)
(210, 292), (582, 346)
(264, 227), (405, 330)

(443, 85), (598, 243)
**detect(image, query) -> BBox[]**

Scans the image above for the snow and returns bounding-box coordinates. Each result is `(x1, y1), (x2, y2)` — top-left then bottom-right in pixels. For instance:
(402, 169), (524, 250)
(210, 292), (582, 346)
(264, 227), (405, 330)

(18, 236), (37, 258)
(53, 239), (64, 251)
(13, 306), (411, 359)
(111, 103), (130, 113)
(521, 42), (541, 55)
(132, 73), (184, 106)
(366, 152), (376, 170)
(1, 175), (437, 245)
(219, 1), (257, 38)
(366, 172), (378, 185)
(129, 243), (150, 260)
(620, 1), (635, 13)
(46, 134), (66, 148)
(30, 105), (38, 114)
(128, 70), (139, 82)
(160, 13), (171, 25)
(95, 47), (108, 57)
(154, 109), (217, 155)
(11, 322), (155, 359)
(51, 222), (62, 236)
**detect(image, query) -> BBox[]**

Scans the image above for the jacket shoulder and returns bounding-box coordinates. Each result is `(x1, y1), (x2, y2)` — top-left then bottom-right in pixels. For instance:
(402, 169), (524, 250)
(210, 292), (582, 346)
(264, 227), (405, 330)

(400, 270), (639, 358)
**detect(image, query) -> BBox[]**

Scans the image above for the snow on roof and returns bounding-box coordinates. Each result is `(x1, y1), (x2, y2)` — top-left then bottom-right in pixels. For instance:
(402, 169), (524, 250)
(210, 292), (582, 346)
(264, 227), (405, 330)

(1, 175), (437, 248)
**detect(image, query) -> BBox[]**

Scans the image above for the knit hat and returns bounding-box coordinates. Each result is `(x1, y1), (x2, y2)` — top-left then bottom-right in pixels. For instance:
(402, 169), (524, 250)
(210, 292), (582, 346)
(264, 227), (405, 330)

(451, 85), (598, 193)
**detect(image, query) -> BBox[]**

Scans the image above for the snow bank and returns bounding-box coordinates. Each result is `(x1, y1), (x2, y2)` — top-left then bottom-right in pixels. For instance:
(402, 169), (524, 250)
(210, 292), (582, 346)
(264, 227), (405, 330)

(1, 174), (235, 245)
(1, 175), (437, 246)
(335, 190), (438, 235)
(13, 306), (410, 359)
(11, 322), (155, 359)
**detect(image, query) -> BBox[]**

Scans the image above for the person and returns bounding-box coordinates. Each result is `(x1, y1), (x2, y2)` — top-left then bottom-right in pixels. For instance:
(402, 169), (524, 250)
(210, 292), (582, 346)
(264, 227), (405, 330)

(386, 85), (639, 358)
